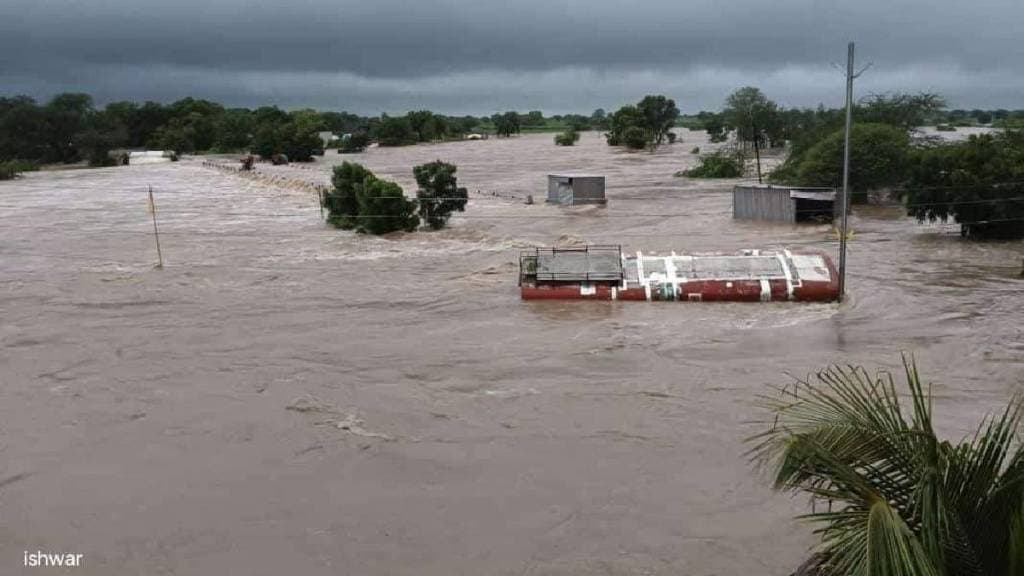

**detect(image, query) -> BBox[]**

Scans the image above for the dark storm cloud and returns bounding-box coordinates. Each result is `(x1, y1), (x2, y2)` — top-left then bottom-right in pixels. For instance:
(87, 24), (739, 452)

(2, 0), (1023, 113)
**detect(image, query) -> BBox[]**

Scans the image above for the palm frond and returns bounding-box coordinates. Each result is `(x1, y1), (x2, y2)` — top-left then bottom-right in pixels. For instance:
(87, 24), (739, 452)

(751, 357), (1024, 576)
(865, 500), (941, 576)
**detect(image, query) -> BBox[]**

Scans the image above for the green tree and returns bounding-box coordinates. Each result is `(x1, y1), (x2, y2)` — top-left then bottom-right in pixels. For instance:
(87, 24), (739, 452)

(324, 162), (376, 229)
(793, 123), (910, 195)
(0, 96), (51, 162)
(858, 92), (946, 131)
(492, 111), (520, 137)
(904, 131), (1024, 239)
(253, 106), (290, 126)
(249, 122), (321, 161)
(320, 111), (366, 135)
(215, 108), (254, 151)
(151, 116), (198, 153)
(376, 114), (416, 146)
(621, 125), (648, 150)
(413, 160), (468, 230)
(357, 178), (419, 234)
(703, 114), (729, 143)
(605, 105), (645, 147)
(251, 123), (282, 159)
(751, 357), (1024, 576)
(606, 96), (678, 150)
(407, 110), (442, 142)
(636, 95), (680, 146)
(282, 124), (323, 161)
(521, 110), (545, 127)
(724, 87), (779, 148)
(451, 116), (481, 135)
(974, 110), (993, 125)
(133, 102), (172, 148)
(166, 97), (224, 151)
(289, 109), (324, 134)
(46, 93), (95, 163)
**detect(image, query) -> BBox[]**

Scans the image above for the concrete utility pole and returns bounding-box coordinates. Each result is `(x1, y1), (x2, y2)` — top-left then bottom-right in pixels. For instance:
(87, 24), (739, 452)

(838, 42), (870, 303)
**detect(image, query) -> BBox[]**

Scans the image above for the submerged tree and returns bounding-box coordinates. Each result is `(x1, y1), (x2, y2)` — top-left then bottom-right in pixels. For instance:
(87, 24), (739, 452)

(323, 162), (419, 234)
(904, 130), (1024, 239)
(605, 95), (679, 150)
(357, 178), (419, 234)
(751, 357), (1024, 576)
(636, 95), (680, 147)
(724, 86), (781, 148)
(605, 105), (645, 148)
(793, 123), (911, 196)
(413, 160), (468, 230)
(375, 114), (416, 147)
(493, 111), (521, 137)
(858, 92), (947, 131)
(324, 162), (376, 230)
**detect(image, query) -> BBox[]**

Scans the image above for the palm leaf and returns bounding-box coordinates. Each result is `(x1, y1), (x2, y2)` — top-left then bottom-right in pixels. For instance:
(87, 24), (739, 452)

(750, 357), (1024, 576)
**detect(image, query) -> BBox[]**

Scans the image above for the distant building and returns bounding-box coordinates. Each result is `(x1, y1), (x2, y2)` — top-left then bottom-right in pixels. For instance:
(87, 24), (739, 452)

(732, 184), (835, 223)
(547, 174), (606, 205)
(318, 131), (339, 147)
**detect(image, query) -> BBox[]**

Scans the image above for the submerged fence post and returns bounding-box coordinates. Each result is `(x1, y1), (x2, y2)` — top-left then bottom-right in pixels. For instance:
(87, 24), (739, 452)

(148, 186), (164, 269)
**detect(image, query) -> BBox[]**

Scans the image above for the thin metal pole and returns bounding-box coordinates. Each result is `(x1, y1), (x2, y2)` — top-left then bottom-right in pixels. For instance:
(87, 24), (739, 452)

(148, 186), (164, 269)
(838, 42), (854, 302)
(753, 122), (762, 184)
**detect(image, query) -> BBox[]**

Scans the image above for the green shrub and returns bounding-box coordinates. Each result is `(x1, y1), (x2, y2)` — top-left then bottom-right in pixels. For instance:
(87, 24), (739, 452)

(0, 160), (39, 179)
(690, 146), (700, 154)
(413, 160), (468, 230)
(553, 128), (580, 146)
(682, 150), (744, 178)
(0, 162), (18, 180)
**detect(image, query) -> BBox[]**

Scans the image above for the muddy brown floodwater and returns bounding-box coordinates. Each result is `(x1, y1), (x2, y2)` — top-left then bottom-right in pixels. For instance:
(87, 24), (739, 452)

(1, 130), (1022, 576)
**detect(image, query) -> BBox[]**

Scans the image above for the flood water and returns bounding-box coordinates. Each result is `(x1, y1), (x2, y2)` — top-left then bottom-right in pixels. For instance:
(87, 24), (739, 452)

(1, 130), (1022, 575)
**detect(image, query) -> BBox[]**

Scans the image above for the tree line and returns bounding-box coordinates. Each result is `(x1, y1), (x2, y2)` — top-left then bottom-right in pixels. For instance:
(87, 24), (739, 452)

(0, 93), (624, 170)
(679, 87), (1024, 239)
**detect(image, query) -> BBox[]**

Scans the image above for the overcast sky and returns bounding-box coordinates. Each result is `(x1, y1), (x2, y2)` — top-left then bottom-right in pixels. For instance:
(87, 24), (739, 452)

(2, 0), (1023, 114)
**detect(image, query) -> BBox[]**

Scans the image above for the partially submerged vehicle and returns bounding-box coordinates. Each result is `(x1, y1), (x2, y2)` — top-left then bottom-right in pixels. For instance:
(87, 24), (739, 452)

(519, 245), (839, 302)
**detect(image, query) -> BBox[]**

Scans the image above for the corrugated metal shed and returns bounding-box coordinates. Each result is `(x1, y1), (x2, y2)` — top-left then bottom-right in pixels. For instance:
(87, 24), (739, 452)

(547, 174), (606, 205)
(733, 185), (835, 223)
